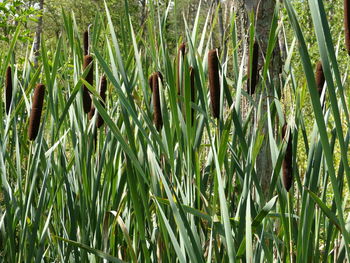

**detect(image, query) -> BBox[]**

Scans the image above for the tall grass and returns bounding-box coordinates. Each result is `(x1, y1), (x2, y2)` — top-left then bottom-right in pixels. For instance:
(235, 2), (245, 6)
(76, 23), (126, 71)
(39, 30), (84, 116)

(0, 1), (350, 262)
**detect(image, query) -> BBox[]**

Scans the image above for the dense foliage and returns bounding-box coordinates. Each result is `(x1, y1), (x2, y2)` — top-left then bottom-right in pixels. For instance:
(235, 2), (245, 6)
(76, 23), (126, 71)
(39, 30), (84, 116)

(1, 0), (350, 262)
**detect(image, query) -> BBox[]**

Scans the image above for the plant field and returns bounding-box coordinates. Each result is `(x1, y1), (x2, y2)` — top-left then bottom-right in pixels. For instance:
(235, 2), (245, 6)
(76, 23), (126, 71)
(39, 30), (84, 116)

(1, 0), (350, 262)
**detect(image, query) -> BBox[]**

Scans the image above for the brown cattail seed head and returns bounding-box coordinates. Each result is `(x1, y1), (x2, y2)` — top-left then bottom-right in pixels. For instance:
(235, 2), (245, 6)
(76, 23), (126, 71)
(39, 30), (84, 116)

(96, 75), (107, 128)
(28, 84), (45, 141)
(208, 49), (220, 119)
(345, 0), (350, 55)
(83, 30), (89, 56)
(282, 124), (293, 192)
(5, 66), (12, 114)
(88, 107), (95, 120)
(190, 66), (195, 124)
(247, 41), (259, 95)
(148, 74), (154, 92)
(152, 72), (163, 131)
(177, 42), (186, 96)
(83, 55), (93, 113)
(315, 61), (325, 97)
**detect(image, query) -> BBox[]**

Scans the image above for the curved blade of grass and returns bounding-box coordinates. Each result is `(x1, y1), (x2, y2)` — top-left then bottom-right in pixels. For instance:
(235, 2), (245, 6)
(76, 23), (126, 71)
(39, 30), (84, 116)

(304, 187), (341, 231)
(54, 236), (125, 263)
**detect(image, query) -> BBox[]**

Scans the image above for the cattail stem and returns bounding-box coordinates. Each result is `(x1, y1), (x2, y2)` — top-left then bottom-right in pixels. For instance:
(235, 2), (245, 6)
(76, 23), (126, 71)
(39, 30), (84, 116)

(247, 41), (259, 95)
(83, 55), (93, 113)
(5, 66), (12, 114)
(282, 124), (293, 191)
(345, 0), (350, 55)
(28, 84), (45, 141)
(151, 72), (163, 131)
(208, 49), (220, 119)
(83, 30), (89, 56)
(287, 192), (294, 263)
(177, 42), (186, 96)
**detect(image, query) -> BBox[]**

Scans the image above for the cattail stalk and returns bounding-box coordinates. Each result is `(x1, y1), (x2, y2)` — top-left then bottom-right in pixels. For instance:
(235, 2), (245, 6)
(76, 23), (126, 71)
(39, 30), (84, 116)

(282, 124), (293, 192)
(151, 72), (163, 131)
(345, 0), (350, 55)
(83, 30), (89, 56)
(177, 42), (186, 96)
(315, 61), (325, 97)
(190, 66), (195, 124)
(5, 66), (12, 114)
(83, 55), (93, 113)
(208, 49), (220, 119)
(28, 84), (45, 141)
(247, 41), (259, 95)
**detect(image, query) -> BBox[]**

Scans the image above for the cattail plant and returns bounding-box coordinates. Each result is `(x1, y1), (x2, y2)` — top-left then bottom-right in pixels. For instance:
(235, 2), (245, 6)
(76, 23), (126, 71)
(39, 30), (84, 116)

(177, 42), (186, 96)
(151, 72), (163, 131)
(315, 61), (325, 97)
(5, 66), (12, 114)
(83, 30), (89, 56)
(88, 107), (95, 120)
(148, 74), (154, 92)
(88, 75), (107, 128)
(345, 0), (350, 55)
(282, 124), (293, 191)
(208, 49), (220, 119)
(96, 75), (107, 128)
(82, 55), (93, 113)
(190, 66), (195, 124)
(247, 41), (259, 95)
(148, 74), (154, 107)
(28, 84), (45, 141)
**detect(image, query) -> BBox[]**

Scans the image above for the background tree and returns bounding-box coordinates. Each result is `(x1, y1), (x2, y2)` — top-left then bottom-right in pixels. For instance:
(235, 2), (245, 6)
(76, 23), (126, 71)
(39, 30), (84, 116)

(33, 0), (43, 67)
(0, 0), (38, 43)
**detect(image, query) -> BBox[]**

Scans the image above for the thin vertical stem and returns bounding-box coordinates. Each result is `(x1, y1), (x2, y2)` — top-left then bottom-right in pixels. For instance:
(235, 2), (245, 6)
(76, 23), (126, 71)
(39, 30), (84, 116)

(288, 192), (293, 263)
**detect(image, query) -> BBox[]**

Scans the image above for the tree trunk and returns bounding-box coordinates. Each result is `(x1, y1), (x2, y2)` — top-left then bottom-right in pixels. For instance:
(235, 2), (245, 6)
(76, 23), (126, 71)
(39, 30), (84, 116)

(33, 0), (44, 68)
(255, 0), (282, 198)
(234, 0), (282, 198)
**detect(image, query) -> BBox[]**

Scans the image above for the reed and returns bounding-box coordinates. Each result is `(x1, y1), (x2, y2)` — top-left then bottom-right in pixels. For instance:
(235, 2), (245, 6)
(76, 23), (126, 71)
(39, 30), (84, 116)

(151, 72), (163, 131)
(83, 55), (93, 113)
(345, 0), (350, 55)
(247, 41), (259, 95)
(208, 49), (220, 119)
(28, 84), (45, 141)
(83, 30), (89, 56)
(5, 66), (12, 114)
(282, 124), (293, 192)
(315, 61), (325, 97)
(177, 42), (186, 96)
